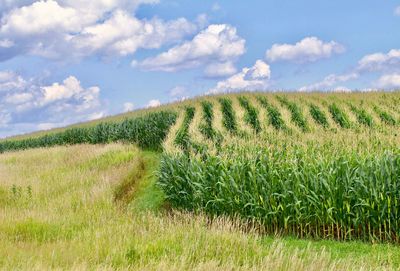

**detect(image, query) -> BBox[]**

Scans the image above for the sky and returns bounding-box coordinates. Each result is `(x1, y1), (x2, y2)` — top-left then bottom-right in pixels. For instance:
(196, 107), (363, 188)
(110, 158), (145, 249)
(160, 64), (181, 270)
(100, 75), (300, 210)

(0, 0), (399, 138)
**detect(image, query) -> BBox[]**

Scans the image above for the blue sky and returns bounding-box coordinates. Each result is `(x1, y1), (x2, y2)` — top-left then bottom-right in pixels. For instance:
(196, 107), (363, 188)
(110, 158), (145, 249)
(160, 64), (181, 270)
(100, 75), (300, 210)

(0, 0), (399, 137)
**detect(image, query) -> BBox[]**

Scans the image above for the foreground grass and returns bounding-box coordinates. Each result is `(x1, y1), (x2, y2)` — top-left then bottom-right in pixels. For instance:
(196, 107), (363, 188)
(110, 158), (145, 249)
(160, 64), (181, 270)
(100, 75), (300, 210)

(1, 145), (400, 270)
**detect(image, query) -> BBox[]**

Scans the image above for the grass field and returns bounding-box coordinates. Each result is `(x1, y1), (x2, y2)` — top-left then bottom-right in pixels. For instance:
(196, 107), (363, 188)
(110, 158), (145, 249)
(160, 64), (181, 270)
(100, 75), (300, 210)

(1, 91), (400, 270)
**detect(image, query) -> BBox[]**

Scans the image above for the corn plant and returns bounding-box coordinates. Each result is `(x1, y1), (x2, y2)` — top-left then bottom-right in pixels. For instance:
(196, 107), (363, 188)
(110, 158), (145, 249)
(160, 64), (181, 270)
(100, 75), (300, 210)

(309, 104), (329, 128)
(238, 97), (262, 133)
(158, 145), (400, 243)
(199, 101), (223, 148)
(277, 96), (309, 132)
(219, 98), (238, 134)
(257, 96), (287, 131)
(349, 104), (373, 127)
(374, 106), (396, 126)
(174, 106), (196, 154)
(329, 103), (351, 128)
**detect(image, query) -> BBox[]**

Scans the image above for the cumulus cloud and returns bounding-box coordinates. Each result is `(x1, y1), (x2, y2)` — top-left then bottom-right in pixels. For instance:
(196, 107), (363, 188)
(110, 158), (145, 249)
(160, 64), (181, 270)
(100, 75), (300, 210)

(208, 60), (271, 94)
(266, 36), (345, 63)
(0, 71), (105, 138)
(376, 73), (400, 89)
(146, 99), (161, 108)
(71, 10), (197, 58)
(357, 49), (400, 72)
(137, 24), (245, 75)
(123, 102), (134, 112)
(0, 0), (198, 62)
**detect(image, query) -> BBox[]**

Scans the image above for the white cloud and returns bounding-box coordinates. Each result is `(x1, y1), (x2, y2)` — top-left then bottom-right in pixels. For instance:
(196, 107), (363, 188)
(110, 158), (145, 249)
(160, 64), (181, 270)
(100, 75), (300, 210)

(376, 73), (400, 89)
(204, 61), (237, 77)
(395, 6), (400, 16)
(0, 71), (105, 137)
(357, 49), (400, 72)
(72, 10), (197, 58)
(169, 86), (187, 97)
(146, 99), (161, 108)
(123, 102), (134, 112)
(41, 76), (97, 105)
(0, 0), (198, 61)
(266, 36), (345, 63)
(0, 1), (83, 36)
(299, 72), (358, 91)
(208, 60), (271, 94)
(138, 24), (245, 73)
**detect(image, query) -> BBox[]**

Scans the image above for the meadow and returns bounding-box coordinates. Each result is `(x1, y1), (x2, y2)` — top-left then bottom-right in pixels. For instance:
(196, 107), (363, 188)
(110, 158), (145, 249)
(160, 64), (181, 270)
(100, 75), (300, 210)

(1, 91), (400, 270)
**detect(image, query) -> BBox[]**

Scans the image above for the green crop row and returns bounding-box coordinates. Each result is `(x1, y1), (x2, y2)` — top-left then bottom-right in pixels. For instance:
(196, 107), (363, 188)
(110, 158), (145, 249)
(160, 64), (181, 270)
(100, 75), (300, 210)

(198, 101), (223, 148)
(238, 97), (262, 133)
(277, 96), (309, 132)
(158, 146), (400, 242)
(219, 98), (238, 134)
(309, 104), (329, 128)
(374, 106), (397, 126)
(257, 96), (287, 131)
(0, 111), (177, 153)
(350, 105), (374, 127)
(174, 106), (196, 154)
(329, 103), (352, 128)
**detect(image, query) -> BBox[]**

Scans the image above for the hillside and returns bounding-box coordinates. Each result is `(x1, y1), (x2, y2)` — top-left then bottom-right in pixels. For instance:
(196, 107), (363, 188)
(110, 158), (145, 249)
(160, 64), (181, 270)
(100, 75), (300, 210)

(1, 91), (400, 269)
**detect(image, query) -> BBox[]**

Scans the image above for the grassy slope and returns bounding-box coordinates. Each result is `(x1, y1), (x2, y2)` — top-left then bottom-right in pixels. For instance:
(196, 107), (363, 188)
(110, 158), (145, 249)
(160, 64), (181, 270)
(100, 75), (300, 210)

(0, 144), (400, 270)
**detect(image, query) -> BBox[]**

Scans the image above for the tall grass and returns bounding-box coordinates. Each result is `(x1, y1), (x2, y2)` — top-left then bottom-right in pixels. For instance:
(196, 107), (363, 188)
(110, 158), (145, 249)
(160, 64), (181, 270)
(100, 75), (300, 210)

(238, 96), (262, 133)
(257, 96), (287, 131)
(0, 111), (177, 153)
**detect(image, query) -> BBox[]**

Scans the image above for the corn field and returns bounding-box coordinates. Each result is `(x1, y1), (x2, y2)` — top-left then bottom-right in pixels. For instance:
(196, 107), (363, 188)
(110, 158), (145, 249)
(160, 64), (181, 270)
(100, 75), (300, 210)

(158, 92), (400, 243)
(0, 111), (177, 153)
